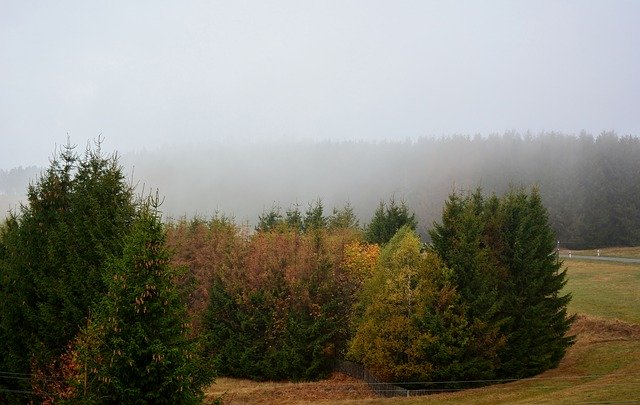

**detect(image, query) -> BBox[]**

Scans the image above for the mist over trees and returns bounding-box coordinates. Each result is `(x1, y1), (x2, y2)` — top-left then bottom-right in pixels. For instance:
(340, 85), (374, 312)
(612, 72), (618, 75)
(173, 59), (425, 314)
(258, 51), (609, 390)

(0, 140), (576, 399)
(2, 132), (639, 248)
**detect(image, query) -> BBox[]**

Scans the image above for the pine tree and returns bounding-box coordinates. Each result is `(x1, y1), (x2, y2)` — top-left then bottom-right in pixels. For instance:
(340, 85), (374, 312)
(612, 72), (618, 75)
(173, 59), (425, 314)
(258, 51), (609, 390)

(328, 203), (359, 230)
(303, 198), (327, 231)
(0, 141), (137, 400)
(430, 187), (574, 380)
(494, 188), (574, 378)
(364, 197), (416, 245)
(256, 205), (284, 232)
(76, 201), (213, 403)
(429, 190), (505, 325)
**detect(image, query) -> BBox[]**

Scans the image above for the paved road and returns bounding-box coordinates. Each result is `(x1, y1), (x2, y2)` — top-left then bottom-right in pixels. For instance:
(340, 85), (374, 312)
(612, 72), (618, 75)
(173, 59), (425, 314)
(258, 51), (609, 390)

(559, 254), (640, 264)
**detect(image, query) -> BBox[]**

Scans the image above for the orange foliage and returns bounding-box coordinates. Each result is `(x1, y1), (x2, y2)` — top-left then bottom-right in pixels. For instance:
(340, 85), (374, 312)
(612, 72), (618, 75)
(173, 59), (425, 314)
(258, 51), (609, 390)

(342, 241), (380, 282)
(166, 217), (246, 332)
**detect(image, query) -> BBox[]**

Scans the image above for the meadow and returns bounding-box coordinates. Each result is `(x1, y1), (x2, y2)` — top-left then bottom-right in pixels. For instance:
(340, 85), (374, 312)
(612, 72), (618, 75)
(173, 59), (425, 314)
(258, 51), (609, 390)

(205, 256), (640, 404)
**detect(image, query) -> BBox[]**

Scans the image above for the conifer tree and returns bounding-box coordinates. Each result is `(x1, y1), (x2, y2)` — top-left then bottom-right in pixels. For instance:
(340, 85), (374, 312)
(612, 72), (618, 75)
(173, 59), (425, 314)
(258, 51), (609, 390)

(256, 206), (284, 232)
(303, 198), (327, 231)
(429, 190), (505, 326)
(430, 187), (573, 380)
(285, 204), (304, 231)
(494, 188), (574, 378)
(328, 203), (359, 230)
(364, 197), (416, 245)
(75, 201), (213, 403)
(0, 141), (137, 400)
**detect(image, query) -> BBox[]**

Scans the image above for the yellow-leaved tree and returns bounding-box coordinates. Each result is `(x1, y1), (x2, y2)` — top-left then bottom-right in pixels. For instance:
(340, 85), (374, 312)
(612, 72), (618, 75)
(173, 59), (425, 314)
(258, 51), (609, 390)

(348, 226), (503, 388)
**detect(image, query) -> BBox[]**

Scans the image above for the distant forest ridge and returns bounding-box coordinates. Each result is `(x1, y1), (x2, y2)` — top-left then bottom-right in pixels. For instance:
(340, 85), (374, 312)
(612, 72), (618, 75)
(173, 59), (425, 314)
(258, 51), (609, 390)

(2, 132), (639, 249)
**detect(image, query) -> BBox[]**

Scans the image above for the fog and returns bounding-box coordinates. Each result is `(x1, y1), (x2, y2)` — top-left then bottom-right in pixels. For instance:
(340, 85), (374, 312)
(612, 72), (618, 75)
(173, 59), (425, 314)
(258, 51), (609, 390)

(2, 1), (640, 244)
(2, 1), (640, 170)
(3, 132), (640, 248)
(114, 133), (576, 232)
(121, 140), (412, 224)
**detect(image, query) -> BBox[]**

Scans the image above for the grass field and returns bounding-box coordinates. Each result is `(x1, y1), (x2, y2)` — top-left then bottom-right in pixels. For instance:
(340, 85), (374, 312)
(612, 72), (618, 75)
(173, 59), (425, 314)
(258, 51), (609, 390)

(205, 257), (640, 404)
(563, 258), (640, 324)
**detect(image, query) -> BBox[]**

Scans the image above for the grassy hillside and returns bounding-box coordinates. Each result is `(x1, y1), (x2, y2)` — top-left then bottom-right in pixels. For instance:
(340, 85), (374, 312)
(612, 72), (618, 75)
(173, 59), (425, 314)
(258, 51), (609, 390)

(564, 258), (640, 323)
(205, 258), (640, 404)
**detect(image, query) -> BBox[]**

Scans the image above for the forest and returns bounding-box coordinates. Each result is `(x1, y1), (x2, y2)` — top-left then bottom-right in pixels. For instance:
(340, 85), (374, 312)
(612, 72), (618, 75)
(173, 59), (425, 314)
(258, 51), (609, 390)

(0, 138), (581, 402)
(2, 132), (638, 249)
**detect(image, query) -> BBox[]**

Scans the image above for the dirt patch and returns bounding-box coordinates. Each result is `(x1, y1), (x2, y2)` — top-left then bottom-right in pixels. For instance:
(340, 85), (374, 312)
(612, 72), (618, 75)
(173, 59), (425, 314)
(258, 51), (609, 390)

(206, 371), (376, 404)
(569, 314), (640, 341)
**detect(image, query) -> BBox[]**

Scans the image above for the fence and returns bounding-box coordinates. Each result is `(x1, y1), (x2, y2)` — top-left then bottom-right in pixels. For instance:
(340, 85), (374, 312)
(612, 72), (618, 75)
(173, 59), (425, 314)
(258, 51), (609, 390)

(334, 359), (446, 398)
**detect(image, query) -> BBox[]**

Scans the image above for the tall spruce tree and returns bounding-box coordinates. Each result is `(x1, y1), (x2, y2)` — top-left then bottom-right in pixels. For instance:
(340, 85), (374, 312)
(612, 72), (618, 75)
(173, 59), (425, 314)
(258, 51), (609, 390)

(493, 188), (574, 378)
(74, 201), (213, 403)
(0, 141), (214, 402)
(430, 187), (573, 380)
(0, 141), (136, 400)
(429, 191), (505, 324)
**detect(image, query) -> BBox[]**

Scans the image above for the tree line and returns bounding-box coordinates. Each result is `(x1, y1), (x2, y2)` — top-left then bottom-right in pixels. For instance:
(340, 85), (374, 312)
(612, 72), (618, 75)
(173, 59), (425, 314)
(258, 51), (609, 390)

(122, 131), (640, 249)
(3, 132), (638, 249)
(1, 141), (574, 402)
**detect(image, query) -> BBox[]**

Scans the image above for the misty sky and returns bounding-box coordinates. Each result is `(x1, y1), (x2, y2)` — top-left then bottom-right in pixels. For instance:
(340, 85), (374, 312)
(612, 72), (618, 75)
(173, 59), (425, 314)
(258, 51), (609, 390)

(2, 0), (639, 169)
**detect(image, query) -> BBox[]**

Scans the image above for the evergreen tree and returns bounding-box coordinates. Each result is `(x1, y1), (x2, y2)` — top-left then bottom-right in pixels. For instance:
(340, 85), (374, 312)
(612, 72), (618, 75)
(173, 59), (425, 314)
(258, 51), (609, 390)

(0, 141), (137, 400)
(285, 203), (304, 231)
(0, 140), (215, 402)
(429, 190), (505, 325)
(328, 203), (359, 230)
(303, 198), (326, 231)
(75, 201), (213, 403)
(494, 188), (574, 378)
(256, 205), (284, 232)
(430, 187), (573, 380)
(364, 197), (416, 245)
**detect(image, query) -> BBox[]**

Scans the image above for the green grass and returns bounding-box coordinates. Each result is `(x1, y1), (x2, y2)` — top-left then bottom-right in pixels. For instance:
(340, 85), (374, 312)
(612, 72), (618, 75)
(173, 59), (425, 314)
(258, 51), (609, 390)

(563, 258), (640, 323)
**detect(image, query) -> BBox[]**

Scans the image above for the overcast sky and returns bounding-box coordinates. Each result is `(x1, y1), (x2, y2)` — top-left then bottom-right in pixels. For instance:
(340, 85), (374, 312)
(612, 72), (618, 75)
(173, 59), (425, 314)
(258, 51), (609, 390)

(1, 0), (639, 169)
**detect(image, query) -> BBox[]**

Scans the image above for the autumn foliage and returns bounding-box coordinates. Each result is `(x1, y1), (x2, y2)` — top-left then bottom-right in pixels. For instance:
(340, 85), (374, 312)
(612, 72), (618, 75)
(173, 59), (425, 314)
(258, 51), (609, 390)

(166, 215), (246, 333)
(0, 140), (573, 400)
(348, 227), (502, 385)
(207, 227), (364, 380)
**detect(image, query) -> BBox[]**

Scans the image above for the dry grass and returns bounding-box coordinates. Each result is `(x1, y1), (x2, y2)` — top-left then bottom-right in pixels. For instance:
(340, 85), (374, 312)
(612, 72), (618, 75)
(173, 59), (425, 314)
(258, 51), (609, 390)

(204, 258), (640, 404)
(204, 372), (376, 404)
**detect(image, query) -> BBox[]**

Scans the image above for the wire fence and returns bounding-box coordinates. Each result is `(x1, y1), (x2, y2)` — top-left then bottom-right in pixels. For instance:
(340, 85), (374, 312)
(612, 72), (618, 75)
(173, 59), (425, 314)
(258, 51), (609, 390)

(334, 359), (413, 397)
(333, 360), (640, 398)
(4, 365), (640, 401)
